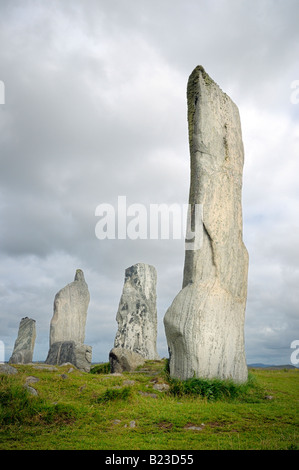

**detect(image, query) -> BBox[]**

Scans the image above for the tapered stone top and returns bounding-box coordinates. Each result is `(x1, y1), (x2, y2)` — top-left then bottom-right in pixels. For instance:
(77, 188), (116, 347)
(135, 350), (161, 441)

(164, 66), (248, 383)
(183, 66), (247, 291)
(49, 269), (90, 346)
(114, 263), (159, 360)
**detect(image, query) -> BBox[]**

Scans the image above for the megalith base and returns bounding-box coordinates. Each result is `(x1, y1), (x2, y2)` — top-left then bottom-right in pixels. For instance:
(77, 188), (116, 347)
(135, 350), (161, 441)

(45, 341), (92, 372)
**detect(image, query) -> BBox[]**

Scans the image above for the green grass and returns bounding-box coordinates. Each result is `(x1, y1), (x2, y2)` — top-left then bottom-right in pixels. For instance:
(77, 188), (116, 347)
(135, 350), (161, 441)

(167, 373), (260, 401)
(90, 362), (111, 374)
(96, 386), (132, 403)
(0, 361), (298, 450)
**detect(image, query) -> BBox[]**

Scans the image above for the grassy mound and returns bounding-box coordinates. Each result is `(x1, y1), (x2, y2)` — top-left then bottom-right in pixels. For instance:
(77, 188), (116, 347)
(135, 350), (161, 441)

(0, 360), (298, 450)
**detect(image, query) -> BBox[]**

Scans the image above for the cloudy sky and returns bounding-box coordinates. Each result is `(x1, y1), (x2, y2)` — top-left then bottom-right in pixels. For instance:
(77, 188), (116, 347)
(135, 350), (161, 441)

(0, 0), (298, 365)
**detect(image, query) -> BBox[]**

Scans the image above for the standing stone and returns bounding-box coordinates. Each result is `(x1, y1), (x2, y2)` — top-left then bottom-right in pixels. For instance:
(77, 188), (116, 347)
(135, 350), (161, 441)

(49, 269), (90, 346)
(9, 317), (36, 364)
(164, 66), (248, 383)
(45, 269), (92, 371)
(114, 263), (159, 360)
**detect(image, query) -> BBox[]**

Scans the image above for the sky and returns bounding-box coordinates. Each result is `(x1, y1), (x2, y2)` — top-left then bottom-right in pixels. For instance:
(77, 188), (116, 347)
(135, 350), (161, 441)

(0, 0), (298, 365)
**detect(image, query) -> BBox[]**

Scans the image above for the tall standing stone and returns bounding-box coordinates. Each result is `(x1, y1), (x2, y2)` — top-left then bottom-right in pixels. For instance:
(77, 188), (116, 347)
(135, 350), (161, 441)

(49, 269), (90, 346)
(45, 269), (92, 371)
(164, 66), (249, 383)
(9, 317), (36, 364)
(113, 263), (159, 360)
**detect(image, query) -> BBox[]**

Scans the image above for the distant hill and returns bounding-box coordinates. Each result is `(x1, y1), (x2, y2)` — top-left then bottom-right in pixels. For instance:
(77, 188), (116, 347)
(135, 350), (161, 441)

(248, 363), (296, 369)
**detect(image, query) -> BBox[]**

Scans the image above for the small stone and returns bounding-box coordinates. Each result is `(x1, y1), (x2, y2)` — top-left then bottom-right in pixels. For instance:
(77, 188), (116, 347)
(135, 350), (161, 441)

(32, 365), (58, 371)
(0, 364), (18, 375)
(138, 391), (158, 399)
(124, 421), (136, 428)
(24, 384), (38, 396)
(123, 380), (135, 386)
(183, 423), (204, 431)
(25, 376), (39, 384)
(153, 383), (170, 392)
(112, 419), (121, 425)
(60, 374), (68, 379)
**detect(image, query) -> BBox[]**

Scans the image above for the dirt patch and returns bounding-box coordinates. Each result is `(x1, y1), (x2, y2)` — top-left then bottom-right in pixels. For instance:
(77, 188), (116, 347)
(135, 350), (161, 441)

(157, 421), (173, 431)
(207, 421), (223, 428)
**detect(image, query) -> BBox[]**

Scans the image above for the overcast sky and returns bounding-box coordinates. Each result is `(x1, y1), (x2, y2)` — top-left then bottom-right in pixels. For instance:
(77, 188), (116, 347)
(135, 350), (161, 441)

(0, 0), (298, 365)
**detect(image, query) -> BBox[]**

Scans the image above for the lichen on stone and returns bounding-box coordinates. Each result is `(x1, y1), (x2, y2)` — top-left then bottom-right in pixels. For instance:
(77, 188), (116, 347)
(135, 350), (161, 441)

(187, 66), (216, 149)
(187, 67), (200, 150)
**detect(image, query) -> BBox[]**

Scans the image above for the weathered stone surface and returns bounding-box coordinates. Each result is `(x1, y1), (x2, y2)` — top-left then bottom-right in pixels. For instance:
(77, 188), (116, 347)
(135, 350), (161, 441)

(152, 383), (170, 392)
(45, 341), (92, 372)
(114, 263), (159, 360)
(49, 269), (90, 346)
(164, 66), (248, 383)
(25, 376), (40, 384)
(9, 317), (36, 364)
(45, 269), (92, 371)
(0, 363), (18, 375)
(138, 391), (158, 399)
(24, 384), (38, 396)
(32, 364), (58, 371)
(109, 347), (145, 373)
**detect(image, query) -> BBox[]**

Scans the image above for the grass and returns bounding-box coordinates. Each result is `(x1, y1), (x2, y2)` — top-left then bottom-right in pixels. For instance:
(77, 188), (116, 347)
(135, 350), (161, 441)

(0, 360), (298, 450)
(0, 374), (80, 426)
(96, 386), (132, 403)
(90, 362), (110, 374)
(167, 372), (260, 401)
